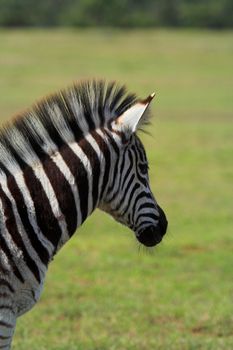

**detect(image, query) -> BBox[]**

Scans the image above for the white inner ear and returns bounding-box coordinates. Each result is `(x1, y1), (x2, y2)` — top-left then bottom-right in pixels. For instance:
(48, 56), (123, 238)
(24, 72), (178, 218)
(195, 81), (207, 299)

(113, 93), (155, 133)
(118, 103), (148, 132)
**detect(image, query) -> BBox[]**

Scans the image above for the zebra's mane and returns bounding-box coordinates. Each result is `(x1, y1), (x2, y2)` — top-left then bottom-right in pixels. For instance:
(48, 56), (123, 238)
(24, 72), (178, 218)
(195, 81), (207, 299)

(0, 80), (147, 172)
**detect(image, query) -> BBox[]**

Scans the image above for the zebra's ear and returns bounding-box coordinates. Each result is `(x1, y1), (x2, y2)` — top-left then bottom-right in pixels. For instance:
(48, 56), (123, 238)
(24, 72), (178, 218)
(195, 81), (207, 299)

(113, 93), (155, 135)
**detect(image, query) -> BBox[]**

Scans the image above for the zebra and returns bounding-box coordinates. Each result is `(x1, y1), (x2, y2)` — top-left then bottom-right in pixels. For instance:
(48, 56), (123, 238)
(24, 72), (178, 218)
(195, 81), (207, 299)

(0, 80), (167, 349)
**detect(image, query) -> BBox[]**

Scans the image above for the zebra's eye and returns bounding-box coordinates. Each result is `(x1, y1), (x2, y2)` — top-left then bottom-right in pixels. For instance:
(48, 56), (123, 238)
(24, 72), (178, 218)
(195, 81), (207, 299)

(139, 163), (148, 175)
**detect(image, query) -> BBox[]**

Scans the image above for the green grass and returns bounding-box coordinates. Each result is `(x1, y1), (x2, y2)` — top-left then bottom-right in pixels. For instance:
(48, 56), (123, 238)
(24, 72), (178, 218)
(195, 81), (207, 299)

(0, 29), (232, 349)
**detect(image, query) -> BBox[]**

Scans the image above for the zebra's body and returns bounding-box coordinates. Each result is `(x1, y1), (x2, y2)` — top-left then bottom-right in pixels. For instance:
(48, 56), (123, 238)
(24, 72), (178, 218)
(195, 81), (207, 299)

(0, 80), (167, 349)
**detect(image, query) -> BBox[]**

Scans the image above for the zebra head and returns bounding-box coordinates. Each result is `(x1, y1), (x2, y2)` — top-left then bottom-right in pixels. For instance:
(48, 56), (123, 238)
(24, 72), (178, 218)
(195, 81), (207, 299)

(100, 94), (168, 247)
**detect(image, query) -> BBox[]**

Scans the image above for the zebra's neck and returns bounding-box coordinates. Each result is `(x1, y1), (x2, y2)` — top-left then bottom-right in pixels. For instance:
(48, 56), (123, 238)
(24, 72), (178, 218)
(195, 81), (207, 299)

(44, 127), (121, 254)
(0, 126), (119, 291)
(0, 80), (133, 267)
(35, 128), (118, 255)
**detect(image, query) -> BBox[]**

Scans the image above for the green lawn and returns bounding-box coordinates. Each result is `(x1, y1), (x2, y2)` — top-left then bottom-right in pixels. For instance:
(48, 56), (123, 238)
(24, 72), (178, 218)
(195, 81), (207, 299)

(0, 29), (232, 350)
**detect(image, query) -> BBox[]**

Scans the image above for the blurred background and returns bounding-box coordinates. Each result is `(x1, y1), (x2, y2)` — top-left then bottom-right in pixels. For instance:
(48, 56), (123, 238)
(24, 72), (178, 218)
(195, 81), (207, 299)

(0, 1), (232, 349)
(0, 0), (233, 28)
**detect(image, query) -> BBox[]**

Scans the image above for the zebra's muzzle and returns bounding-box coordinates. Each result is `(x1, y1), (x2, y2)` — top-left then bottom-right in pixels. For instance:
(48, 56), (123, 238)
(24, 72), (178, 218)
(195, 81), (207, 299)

(137, 206), (168, 247)
(137, 226), (162, 247)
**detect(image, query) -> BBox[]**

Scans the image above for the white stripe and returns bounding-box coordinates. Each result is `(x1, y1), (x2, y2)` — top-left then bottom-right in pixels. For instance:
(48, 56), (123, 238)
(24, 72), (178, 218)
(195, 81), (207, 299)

(69, 91), (90, 133)
(0, 248), (11, 271)
(96, 128), (122, 200)
(85, 132), (105, 204)
(69, 142), (93, 215)
(25, 113), (58, 155)
(51, 152), (82, 226)
(46, 103), (75, 144)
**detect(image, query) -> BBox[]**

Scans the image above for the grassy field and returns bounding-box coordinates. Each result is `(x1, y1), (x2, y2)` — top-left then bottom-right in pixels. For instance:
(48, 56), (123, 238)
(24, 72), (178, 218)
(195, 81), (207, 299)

(0, 29), (232, 350)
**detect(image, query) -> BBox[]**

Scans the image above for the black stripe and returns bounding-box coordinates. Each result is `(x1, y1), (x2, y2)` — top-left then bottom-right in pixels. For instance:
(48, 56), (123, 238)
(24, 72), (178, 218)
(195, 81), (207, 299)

(115, 174), (135, 212)
(79, 138), (100, 210)
(59, 145), (89, 223)
(108, 148), (133, 205)
(115, 93), (137, 116)
(121, 183), (140, 217)
(0, 344), (11, 349)
(137, 202), (156, 212)
(103, 82), (115, 117)
(0, 305), (14, 312)
(42, 156), (77, 236)
(0, 161), (11, 177)
(110, 86), (126, 112)
(0, 335), (11, 340)
(7, 175), (50, 266)
(119, 148), (129, 190)
(0, 293), (11, 299)
(106, 154), (122, 203)
(103, 130), (121, 201)
(95, 81), (105, 124)
(132, 191), (153, 216)
(23, 166), (62, 252)
(135, 136), (147, 161)
(0, 279), (14, 293)
(137, 221), (156, 233)
(103, 129), (120, 157)
(132, 194), (156, 224)
(132, 145), (147, 186)
(91, 131), (111, 199)
(141, 212), (159, 222)
(0, 185), (40, 283)
(79, 86), (96, 131)
(0, 238), (24, 283)
(135, 213), (158, 227)
(120, 151), (134, 190)
(0, 321), (13, 328)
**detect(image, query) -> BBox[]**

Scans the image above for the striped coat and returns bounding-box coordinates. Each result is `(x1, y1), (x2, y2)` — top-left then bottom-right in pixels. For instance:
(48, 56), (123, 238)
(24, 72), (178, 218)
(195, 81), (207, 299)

(0, 80), (167, 349)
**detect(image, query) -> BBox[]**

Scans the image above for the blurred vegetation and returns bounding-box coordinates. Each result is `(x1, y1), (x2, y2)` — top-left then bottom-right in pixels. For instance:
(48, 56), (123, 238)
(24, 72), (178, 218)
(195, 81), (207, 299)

(0, 0), (232, 28)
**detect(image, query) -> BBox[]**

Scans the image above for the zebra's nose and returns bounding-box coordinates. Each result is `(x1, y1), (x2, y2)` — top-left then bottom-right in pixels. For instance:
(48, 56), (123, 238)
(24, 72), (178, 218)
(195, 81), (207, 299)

(137, 206), (168, 247)
(137, 226), (163, 247)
